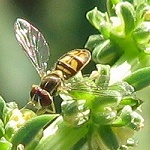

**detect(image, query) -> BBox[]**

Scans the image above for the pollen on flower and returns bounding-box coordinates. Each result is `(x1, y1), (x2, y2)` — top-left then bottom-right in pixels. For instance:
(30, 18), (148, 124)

(9, 108), (36, 128)
(9, 109), (23, 121)
(21, 109), (36, 120)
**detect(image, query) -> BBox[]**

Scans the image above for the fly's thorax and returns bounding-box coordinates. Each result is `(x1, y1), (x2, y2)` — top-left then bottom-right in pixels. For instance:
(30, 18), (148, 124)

(30, 85), (53, 109)
(40, 71), (63, 96)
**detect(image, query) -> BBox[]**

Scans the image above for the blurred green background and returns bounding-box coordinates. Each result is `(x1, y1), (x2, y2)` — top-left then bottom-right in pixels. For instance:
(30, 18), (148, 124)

(0, 0), (149, 149)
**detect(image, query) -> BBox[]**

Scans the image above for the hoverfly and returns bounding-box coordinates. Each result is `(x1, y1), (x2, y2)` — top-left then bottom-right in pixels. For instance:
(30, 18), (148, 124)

(14, 18), (91, 113)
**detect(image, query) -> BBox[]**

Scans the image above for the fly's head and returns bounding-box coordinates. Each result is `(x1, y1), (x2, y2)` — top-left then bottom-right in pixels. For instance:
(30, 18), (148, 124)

(30, 85), (53, 109)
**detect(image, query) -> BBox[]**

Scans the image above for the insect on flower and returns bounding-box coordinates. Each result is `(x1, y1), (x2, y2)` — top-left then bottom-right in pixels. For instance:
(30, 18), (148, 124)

(14, 18), (91, 113)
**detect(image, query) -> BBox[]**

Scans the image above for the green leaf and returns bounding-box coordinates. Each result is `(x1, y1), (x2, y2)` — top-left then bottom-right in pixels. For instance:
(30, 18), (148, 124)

(34, 116), (88, 150)
(11, 114), (58, 150)
(124, 67), (150, 91)
(71, 138), (87, 150)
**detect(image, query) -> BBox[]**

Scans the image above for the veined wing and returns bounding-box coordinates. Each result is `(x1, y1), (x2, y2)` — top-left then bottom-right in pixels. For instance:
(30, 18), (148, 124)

(61, 73), (141, 110)
(64, 76), (135, 98)
(14, 18), (50, 77)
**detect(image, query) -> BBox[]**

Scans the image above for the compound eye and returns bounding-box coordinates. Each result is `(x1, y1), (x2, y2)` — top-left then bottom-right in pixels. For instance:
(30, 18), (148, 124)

(30, 86), (53, 108)
(40, 90), (53, 107)
(30, 86), (40, 100)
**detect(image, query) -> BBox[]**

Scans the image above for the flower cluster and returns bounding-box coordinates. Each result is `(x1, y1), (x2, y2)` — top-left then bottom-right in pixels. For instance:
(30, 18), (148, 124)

(85, 0), (150, 88)
(0, 96), (36, 149)
(0, 0), (149, 149)
(60, 64), (144, 149)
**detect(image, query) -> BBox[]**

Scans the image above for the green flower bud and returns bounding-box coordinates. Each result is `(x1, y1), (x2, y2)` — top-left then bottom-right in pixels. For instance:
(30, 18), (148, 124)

(120, 105), (132, 124)
(97, 125), (120, 149)
(85, 34), (104, 51)
(92, 107), (117, 125)
(86, 7), (107, 31)
(115, 2), (135, 35)
(112, 105), (144, 130)
(92, 40), (123, 65)
(100, 21), (111, 38)
(92, 90), (122, 110)
(5, 109), (36, 140)
(133, 21), (150, 54)
(127, 111), (144, 130)
(136, 3), (150, 22)
(5, 120), (18, 140)
(0, 96), (6, 120)
(61, 100), (90, 127)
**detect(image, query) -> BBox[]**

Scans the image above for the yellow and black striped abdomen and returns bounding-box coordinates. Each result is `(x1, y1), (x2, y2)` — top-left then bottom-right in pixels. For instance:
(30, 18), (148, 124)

(54, 49), (91, 80)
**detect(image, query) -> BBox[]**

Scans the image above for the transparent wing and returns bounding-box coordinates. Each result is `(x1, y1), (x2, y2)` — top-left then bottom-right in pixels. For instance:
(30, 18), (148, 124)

(64, 75), (134, 97)
(14, 18), (50, 77)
